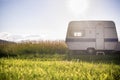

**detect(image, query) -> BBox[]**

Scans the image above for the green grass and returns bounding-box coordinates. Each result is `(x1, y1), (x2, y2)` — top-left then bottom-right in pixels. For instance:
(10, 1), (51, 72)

(0, 40), (120, 80)
(0, 58), (120, 80)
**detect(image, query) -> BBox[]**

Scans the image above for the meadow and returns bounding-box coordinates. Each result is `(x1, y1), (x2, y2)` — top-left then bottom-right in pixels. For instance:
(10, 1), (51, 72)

(0, 40), (120, 80)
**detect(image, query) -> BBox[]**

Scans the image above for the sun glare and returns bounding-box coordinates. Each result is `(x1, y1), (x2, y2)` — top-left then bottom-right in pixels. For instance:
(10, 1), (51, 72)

(67, 0), (89, 16)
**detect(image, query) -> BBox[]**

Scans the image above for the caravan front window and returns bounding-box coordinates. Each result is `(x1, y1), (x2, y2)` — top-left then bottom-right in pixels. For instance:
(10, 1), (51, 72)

(74, 32), (82, 37)
(73, 30), (85, 37)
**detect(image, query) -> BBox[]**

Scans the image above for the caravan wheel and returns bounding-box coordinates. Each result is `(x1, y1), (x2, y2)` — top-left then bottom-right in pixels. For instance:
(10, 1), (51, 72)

(87, 48), (95, 54)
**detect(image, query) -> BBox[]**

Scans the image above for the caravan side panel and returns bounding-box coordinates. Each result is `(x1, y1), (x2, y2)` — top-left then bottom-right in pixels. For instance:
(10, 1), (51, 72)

(66, 23), (96, 50)
(104, 26), (118, 50)
(66, 39), (96, 50)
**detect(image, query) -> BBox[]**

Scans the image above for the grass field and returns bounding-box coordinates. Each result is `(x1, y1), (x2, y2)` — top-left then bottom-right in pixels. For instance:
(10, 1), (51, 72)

(0, 55), (120, 80)
(0, 57), (120, 80)
(0, 41), (120, 80)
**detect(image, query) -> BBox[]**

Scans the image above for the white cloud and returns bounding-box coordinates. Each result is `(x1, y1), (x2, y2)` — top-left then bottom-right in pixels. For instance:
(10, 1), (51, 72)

(0, 32), (13, 41)
(0, 32), (47, 42)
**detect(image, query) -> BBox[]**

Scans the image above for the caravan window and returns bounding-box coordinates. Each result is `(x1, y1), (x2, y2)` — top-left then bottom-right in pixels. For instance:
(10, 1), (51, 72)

(68, 26), (85, 37)
(74, 32), (82, 37)
(73, 30), (85, 37)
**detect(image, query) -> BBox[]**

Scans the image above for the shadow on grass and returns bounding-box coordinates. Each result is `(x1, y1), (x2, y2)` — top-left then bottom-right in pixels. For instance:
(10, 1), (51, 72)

(0, 52), (120, 65)
(66, 53), (120, 65)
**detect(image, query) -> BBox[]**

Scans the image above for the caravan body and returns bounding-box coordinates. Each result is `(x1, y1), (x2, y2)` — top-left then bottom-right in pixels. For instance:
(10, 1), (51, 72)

(66, 21), (119, 52)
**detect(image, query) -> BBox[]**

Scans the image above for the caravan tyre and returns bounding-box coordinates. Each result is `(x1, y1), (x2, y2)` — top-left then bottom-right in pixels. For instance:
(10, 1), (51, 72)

(87, 48), (95, 54)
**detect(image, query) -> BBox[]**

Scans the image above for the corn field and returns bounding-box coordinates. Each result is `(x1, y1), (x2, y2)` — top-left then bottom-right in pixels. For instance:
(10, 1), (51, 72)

(0, 40), (68, 57)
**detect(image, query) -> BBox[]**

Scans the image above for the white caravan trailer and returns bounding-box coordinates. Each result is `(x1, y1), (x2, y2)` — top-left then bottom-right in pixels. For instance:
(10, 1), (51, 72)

(66, 21), (119, 54)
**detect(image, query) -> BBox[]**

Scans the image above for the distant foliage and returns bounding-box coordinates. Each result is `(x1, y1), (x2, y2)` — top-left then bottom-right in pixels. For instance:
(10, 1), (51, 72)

(0, 40), (68, 57)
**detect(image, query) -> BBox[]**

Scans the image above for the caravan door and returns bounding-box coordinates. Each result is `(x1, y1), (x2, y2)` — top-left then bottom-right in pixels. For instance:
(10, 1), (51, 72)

(96, 26), (104, 50)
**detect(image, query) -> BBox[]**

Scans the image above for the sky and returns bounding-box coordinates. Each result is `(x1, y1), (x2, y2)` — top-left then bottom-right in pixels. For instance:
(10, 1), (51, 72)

(0, 0), (120, 41)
